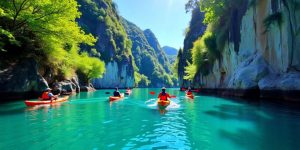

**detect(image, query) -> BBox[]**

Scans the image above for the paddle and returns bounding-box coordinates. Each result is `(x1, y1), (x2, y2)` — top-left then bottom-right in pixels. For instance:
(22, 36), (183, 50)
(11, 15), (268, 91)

(105, 92), (110, 94)
(150, 91), (176, 98)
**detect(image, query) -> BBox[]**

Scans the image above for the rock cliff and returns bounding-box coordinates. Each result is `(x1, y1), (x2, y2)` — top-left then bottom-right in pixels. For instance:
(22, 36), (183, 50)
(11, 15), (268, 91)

(121, 18), (175, 87)
(184, 0), (300, 100)
(77, 0), (135, 88)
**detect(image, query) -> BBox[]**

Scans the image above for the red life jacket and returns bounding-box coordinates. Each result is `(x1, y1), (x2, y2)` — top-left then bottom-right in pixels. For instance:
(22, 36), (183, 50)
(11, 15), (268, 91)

(187, 91), (193, 95)
(159, 93), (169, 101)
(42, 92), (50, 100)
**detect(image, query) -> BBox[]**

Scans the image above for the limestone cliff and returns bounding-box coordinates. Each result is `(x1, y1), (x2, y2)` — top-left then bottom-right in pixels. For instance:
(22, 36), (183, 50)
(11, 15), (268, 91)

(188, 0), (300, 100)
(77, 0), (135, 88)
(179, 8), (206, 88)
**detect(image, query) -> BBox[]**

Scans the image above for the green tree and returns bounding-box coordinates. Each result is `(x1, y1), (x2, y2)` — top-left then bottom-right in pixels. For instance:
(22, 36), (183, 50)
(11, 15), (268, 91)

(0, 0), (105, 81)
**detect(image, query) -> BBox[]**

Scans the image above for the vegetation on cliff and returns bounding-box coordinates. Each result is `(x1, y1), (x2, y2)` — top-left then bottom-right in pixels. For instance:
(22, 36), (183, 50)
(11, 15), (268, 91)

(175, 5), (206, 86)
(0, 0), (105, 83)
(162, 46), (178, 64)
(121, 18), (176, 87)
(77, 0), (133, 63)
(181, 0), (248, 81)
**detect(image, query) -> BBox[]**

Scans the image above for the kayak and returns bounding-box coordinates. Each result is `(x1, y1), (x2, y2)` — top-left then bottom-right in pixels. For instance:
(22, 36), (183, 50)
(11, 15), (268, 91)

(186, 94), (194, 99)
(125, 90), (132, 95)
(157, 99), (170, 107)
(180, 88), (200, 92)
(24, 96), (69, 107)
(109, 93), (124, 101)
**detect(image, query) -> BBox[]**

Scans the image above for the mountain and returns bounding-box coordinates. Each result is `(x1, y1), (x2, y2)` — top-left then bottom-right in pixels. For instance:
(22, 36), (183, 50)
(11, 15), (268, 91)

(121, 18), (176, 87)
(162, 46), (178, 64)
(162, 46), (178, 56)
(143, 29), (171, 73)
(77, 0), (135, 88)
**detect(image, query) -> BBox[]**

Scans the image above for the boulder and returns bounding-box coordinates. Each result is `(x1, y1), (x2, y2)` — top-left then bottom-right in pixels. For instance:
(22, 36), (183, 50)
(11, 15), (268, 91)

(259, 72), (300, 91)
(228, 54), (270, 89)
(80, 85), (96, 92)
(71, 76), (80, 93)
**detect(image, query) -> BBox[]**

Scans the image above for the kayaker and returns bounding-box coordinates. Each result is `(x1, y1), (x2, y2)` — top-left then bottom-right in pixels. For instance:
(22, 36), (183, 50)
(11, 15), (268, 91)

(186, 87), (193, 95)
(41, 88), (58, 101)
(113, 87), (121, 97)
(158, 87), (171, 102)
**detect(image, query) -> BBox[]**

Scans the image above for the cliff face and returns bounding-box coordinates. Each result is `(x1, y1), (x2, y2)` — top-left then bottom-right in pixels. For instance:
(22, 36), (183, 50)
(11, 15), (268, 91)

(92, 61), (134, 88)
(121, 18), (175, 87)
(191, 0), (300, 100)
(0, 59), (48, 100)
(162, 46), (178, 64)
(77, 0), (135, 88)
(179, 8), (207, 88)
(143, 29), (172, 73)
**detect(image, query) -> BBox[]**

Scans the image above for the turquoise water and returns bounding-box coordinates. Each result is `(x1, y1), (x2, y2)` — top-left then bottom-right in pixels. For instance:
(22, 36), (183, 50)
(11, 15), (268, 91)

(0, 88), (300, 150)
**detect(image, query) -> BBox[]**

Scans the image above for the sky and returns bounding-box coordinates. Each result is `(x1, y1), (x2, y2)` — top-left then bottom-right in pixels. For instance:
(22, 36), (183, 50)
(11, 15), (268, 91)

(113, 0), (191, 49)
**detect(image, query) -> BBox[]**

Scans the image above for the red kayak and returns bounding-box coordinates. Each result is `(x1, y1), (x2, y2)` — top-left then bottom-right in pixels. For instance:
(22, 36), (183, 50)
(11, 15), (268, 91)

(109, 93), (124, 101)
(186, 94), (194, 99)
(157, 99), (170, 107)
(24, 96), (69, 107)
(181, 88), (200, 93)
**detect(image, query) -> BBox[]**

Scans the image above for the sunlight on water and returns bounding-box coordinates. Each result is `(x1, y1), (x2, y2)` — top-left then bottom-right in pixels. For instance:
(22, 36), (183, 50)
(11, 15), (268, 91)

(0, 88), (300, 150)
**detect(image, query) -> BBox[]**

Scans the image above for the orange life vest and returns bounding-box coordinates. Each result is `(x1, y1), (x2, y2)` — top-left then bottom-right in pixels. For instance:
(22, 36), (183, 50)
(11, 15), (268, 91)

(187, 91), (193, 95)
(42, 92), (50, 100)
(159, 93), (169, 101)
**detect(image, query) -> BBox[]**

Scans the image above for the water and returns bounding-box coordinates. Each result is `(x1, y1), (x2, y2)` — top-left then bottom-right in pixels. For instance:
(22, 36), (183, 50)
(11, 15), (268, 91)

(0, 88), (300, 150)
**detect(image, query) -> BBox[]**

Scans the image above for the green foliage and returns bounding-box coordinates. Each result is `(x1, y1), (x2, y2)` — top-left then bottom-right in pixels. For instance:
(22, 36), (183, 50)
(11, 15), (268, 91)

(0, 0), (105, 82)
(122, 18), (175, 87)
(0, 28), (20, 51)
(263, 12), (283, 33)
(184, 30), (218, 79)
(185, 0), (199, 13)
(134, 72), (150, 87)
(79, 0), (133, 63)
(77, 52), (106, 82)
(199, 0), (226, 24)
(173, 48), (183, 78)
(183, 62), (197, 81)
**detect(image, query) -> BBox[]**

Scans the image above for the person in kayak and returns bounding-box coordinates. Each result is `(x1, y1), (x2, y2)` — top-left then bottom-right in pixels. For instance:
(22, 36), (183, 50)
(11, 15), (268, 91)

(158, 87), (171, 102)
(113, 87), (121, 97)
(186, 87), (193, 95)
(126, 87), (130, 92)
(41, 88), (58, 101)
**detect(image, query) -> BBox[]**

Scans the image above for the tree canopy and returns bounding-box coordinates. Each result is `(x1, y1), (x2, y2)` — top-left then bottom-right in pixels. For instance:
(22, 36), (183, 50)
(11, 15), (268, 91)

(0, 0), (105, 81)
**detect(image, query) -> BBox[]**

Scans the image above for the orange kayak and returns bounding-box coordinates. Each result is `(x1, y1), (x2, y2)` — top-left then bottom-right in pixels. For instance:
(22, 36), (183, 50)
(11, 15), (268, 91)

(109, 93), (124, 101)
(24, 96), (69, 107)
(157, 99), (170, 107)
(186, 94), (194, 99)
